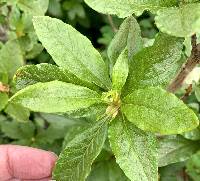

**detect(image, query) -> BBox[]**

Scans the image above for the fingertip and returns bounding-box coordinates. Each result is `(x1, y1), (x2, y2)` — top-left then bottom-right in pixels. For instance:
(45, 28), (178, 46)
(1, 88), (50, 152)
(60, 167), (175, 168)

(1, 145), (57, 180)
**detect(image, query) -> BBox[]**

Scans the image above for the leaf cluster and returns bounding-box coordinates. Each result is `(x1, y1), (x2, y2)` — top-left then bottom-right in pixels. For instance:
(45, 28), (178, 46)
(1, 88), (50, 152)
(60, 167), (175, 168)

(1, 0), (200, 180)
(7, 14), (200, 180)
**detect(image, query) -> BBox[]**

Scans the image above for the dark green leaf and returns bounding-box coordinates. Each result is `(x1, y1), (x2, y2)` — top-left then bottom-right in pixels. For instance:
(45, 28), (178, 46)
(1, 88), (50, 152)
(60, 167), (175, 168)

(108, 16), (143, 66)
(158, 135), (199, 167)
(186, 151), (200, 180)
(87, 160), (129, 181)
(181, 126), (200, 141)
(159, 162), (185, 181)
(123, 33), (184, 96)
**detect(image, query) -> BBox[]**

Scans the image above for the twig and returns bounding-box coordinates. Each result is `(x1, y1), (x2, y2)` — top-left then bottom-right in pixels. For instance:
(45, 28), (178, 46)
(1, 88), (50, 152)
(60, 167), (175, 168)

(167, 34), (200, 93)
(180, 84), (193, 101)
(107, 15), (118, 33)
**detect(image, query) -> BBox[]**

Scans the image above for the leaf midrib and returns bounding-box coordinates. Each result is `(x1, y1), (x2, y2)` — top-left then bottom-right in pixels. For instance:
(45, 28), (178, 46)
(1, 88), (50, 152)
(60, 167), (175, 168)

(122, 114), (150, 180)
(53, 27), (110, 90)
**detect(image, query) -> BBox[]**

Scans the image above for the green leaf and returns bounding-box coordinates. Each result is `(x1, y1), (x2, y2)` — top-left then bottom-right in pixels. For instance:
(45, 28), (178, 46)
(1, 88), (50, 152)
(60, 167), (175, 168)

(14, 63), (100, 91)
(186, 151), (200, 180)
(53, 116), (108, 181)
(184, 33), (200, 57)
(66, 103), (107, 119)
(62, 125), (89, 149)
(38, 113), (86, 144)
(84, 0), (178, 18)
(108, 16), (143, 66)
(0, 40), (24, 79)
(112, 49), (129, 92)
(87, 160), (129, 181)
(108, 115), (158, 181)
(48, 0), (63, 18)
(122, 87), (199, 135)
(155, 3), (200, 37)
(0, 92), (8, 111)
(25, 43), (44, 59)
(195, 85), (200, 102)
(181, 126), (200, 141)
(17, 0), (49, 15)
(5, 103), (30, 122)
(9, 81), (103, 113)
(158, 135), (199, 167)
(123, 33), (184, 96)
(159, 162), (186, 181)
(33, 16), (111, 90)
(0, 65), (8, 84)
(0, 120), (35, 140)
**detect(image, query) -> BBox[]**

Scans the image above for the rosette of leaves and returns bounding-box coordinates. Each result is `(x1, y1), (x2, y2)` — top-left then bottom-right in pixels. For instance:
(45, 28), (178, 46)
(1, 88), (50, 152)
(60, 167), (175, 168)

(9, 16), (199, 181)
(84, 0), (200, 38)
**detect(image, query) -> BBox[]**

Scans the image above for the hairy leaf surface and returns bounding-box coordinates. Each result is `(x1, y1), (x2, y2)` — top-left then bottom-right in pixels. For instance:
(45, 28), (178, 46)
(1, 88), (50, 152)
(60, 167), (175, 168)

(14, 63), (100, 91)
(108, 16), (143, 66)
(109, 115), (158, 181)
(33, 16), (111, 90)
(9, 81), (102, 113)
(123, 33), (184, 95)
(122, 87), (199, 134)
(84, 0), (178, 18)
(155, 3), (200, 37)
(53, 116), (108, 181)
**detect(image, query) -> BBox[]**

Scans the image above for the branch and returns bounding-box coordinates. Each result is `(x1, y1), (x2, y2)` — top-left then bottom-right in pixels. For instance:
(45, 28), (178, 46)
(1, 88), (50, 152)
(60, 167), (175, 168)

(167, 34), (200, 93)
(180, 84), (193, 101)
(107, 15), (118, 33)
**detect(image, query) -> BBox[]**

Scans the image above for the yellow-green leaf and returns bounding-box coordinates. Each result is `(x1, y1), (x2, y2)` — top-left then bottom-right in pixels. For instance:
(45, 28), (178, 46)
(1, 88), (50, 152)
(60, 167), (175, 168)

(33, 16), (111, 90)
(9, 81), (103, 113)
(122, 87), (199, 135)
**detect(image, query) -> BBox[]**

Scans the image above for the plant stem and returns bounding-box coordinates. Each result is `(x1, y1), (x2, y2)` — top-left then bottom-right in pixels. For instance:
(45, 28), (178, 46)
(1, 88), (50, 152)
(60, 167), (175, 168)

(180, 84), (193, 101)
(167, 34), (200, 93)
(107, 15), (118, 33)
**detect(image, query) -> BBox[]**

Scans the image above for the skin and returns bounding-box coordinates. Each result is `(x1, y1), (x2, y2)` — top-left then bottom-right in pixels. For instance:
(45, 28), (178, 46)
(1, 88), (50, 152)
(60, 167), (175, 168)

(0, 145), (57, 181)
